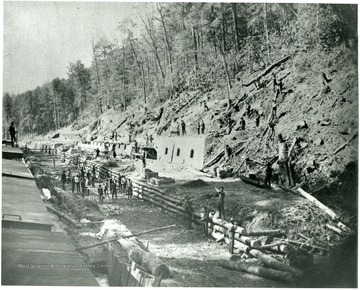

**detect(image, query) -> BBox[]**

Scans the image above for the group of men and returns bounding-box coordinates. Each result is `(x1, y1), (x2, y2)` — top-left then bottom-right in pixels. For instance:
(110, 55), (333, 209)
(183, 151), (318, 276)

(196, 121), (205, 135)
(61, 165), (96, 197)
(97, 173), (133, 203)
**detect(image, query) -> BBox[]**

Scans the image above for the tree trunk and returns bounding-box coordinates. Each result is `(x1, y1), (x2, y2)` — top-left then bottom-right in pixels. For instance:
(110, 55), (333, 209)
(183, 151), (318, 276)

(118, 238), (170, 279)
(122, 44), (126, 111)
(232, 3), (240, 51)
(130, 41), (147, 104)
(263, 3), (270, 63)
(192, 25), (198, 73)
(221, 3), (227, 52)
(220, 260), (293, 283)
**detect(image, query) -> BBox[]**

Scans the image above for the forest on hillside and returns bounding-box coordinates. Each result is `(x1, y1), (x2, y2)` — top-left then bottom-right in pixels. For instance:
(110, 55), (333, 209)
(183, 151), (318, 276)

(3, 3), (357, 136)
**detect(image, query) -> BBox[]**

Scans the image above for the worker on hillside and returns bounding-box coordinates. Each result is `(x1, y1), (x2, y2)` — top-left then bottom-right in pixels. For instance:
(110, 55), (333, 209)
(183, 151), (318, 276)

(127, 179), (133, 199)
(278, 133), (292, 187)
(239, 117), (246, 130)
(201, 121), (205, 134)
(227, 218), (237, 254)
(215, 187), (226, 220)
(183, 199), (194, 230)
(224, 144), (233, 163)
(181, 120), (186, 135)
(142, 151), (147, 169)
(201, 206), (210, 237)
(9, 121), (16, 147)
(98, 184), (104, 203)
(96, 148), (100, 157)
(61, 171), (67, 190)
(264, 162), (273, 189)
(255, 110), (261, 127)
(149, 135), (154, 146)
(197, 122), (201, 135)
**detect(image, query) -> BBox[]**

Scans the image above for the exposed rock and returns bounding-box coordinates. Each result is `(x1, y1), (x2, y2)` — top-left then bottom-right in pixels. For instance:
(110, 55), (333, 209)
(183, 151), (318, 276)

(314, 138), (324, 146)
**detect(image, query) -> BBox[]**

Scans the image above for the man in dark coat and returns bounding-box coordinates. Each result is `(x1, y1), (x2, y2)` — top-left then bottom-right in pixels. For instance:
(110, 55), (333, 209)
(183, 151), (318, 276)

(215, 187), (226, 220)
(201, 206), (210, 237)
(183, 199), (194, 230)
(201, 121), (205, 134)
(9, 122), (16, 147)
(227, 218), (237, 254)
(264, 163), (273, 189)
(98, 184), (104, 203)
(61, 171), (67, 190)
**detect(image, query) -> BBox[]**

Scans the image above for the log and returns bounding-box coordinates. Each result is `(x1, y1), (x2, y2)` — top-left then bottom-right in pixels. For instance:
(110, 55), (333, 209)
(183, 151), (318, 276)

(234, 239), (303, 277)
(256, 242), (289, 253)
(75, 224), (176, 251)
(242, 55), (291, 87)
(211, 231), (302, 277)
(296, 187), (351, 232)
(333, 132), (358, 155)
(213, 225), (261, 248)
(45, 205), (82, 229)
(326, 224), (343, 235)
(288, 137), (298, 158)
(219, 260), (293, 283)
(203, 150), (225, 169)
(119, 238), (170, 279)
(245, 229), (286, 237)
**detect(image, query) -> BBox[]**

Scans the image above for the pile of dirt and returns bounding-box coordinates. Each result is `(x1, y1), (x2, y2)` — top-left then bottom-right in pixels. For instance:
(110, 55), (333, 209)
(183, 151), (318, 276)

(180, 179), (209, 188)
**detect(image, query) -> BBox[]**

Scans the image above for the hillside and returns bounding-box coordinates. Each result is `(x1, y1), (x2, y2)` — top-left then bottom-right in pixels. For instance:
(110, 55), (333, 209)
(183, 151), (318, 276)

(22, 46), (358, 192)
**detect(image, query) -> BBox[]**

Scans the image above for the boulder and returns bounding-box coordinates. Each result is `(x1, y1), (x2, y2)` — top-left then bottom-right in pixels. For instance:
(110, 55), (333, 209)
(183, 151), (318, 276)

(296, 121), (308, 130)
(52, 133), (60, 139)
(314, 138), (324, 146)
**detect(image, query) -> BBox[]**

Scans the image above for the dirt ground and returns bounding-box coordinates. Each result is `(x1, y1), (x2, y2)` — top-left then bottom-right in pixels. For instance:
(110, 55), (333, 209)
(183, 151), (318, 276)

(31, 153), (356, 288)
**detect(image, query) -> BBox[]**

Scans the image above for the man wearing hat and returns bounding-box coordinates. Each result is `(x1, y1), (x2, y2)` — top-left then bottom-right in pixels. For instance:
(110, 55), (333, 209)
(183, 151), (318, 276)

(201, 206), (210, 237)
(215, 187), (226, 220)
(227, 217), (237, 254)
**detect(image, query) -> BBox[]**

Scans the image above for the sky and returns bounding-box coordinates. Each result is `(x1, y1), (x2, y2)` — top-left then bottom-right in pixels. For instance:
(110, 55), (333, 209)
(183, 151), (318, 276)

(3, 1), (145, 95)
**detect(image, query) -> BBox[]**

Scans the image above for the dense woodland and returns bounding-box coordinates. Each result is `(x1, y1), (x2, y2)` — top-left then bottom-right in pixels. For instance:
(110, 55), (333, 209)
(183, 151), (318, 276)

(3, 3), (357, 136)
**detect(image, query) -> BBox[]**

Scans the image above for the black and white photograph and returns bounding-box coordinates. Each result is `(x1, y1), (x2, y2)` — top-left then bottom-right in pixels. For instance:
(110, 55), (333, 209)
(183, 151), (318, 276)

(2, 1), (358, 287)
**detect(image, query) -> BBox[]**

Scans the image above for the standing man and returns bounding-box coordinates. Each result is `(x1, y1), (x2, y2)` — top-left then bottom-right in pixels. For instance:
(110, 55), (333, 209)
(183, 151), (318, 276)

(67, 169), (72, 184)
(227, 218), (237, 254)
(75, 174), (80, 194)
(9, 122), (16, 147)
(201, 206), (210, 237)
(197, 122), (201, 135)
(181, 120), (186, 135)
(127, 179), (133, 199)
(278, 134), (292, 187)
(80, 177), (86, 198)
(118, 174), (122, 195)
(215, 187), (226, 220)
(61, 171), (67, 190)
(111, 181), (117, 200)
(183, 199), (194, 230)
(71, 175), (75, 194)
(201, 121), (205, 134)
(104, 181), (109, 197)
(142, 151), (147, 169)
(96, 148), (100, 157)
(264, 163), (273, 189)
(98, 184), (104, 203)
